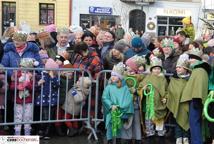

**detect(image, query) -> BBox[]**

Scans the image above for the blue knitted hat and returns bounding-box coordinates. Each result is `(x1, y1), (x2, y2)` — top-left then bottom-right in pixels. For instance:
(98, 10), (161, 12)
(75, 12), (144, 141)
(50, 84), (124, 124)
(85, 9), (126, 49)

(131, 37), (145, 49)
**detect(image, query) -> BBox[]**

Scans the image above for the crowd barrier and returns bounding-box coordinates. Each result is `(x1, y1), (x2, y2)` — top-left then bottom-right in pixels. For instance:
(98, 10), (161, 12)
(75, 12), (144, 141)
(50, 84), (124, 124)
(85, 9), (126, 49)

(0, 68), (177, 140)
(0, 67), (97, 140)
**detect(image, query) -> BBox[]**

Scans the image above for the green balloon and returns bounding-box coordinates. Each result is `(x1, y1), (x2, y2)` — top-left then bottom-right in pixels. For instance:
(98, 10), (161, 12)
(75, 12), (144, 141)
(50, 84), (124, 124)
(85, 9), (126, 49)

(203, 91), (214, 122)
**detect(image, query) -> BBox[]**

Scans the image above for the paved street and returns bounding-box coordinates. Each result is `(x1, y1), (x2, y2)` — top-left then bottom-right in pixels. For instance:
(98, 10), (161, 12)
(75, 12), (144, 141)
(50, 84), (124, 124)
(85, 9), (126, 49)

(40, 134), (175, 144)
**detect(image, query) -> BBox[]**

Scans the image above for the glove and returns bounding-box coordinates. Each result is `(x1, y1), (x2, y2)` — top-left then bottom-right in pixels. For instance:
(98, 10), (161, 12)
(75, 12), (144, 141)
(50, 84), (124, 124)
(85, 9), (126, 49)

(192, 98), (202, 110)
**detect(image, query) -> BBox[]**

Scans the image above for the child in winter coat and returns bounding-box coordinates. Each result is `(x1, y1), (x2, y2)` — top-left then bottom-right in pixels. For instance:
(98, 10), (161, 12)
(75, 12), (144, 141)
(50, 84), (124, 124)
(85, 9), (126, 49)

(138, 57), (168, 138)
(166, 53), (191, 144)
(102, 62), (134, 144)
(35, 58), (60, 139)
(181, 47), (211, 144)
(124, 55), (146, 144)
(10, 58), (35, 135)
(55, 76), (92, 137)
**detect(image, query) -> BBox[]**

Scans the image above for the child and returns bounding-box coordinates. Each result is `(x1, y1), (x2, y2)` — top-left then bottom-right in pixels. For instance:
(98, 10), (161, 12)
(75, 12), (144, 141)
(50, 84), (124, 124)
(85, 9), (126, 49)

(138, 57), (168, 138)
(181, 47), (211, 144)
(166, 53), (190, 144)
(11, 58), (35, 135)
(35, 58), (60, 139)
(102, 62), (134, 144)
(55, 77), (92, 137)
(124, 55), (146, 144)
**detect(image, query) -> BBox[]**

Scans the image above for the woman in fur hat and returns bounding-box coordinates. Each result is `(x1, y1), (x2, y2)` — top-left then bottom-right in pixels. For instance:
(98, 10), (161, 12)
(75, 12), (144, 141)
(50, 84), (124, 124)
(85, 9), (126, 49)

(102, 62), (134, 144)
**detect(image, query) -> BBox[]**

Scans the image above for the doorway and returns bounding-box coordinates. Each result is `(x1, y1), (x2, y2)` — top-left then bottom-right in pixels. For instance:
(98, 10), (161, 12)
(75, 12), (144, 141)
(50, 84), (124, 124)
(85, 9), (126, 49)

(129, 9), (146, 33)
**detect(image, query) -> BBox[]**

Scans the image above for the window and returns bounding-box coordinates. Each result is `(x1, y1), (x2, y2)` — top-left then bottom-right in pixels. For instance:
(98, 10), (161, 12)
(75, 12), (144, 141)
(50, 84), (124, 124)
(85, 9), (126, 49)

(157, 16), (183, 36)
(39, 3), (54, 25)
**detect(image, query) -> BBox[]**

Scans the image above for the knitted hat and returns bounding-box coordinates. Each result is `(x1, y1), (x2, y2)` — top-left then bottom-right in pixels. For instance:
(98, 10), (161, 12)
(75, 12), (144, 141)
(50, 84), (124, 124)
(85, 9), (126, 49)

(131, 37), (145, 49)
(45, 58), (59, 69)
(13, 31), (27, 42)
(161, 38), (174, 49)
(114, 40), (130, 53)
(111, 62), (126, 80)
(188, 46), (203, 61)
(125, 57), (138, 72)
(78, 77), (92, 88)
(62, 60), (73, 68)
(176, 53), (190, 70)
(55, 55), (66, 63)
(20, 58), (38, 68)
(150, 57), (162, 71)
(182, 17), (191, 25)
(69, 25), (83, 33)
(44, 24), (56, 33)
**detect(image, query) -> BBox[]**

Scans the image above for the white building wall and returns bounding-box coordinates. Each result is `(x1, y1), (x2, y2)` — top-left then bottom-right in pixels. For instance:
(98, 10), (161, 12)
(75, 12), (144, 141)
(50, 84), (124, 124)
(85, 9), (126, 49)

(72, 0), (141, 31)
(71, 0), (202, 35)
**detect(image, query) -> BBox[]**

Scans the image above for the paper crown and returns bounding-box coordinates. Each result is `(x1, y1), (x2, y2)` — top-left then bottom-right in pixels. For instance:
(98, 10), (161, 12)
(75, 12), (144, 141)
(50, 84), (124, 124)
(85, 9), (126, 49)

(150, 57), (162, 71)
(57, 27), (70, 34)
(20, 58), (38, 68)
(13, 31), (28, 42)
(176, 53), (190, 70)
(161, 38), (174, 49)
(188, 46), (203, 60)
(111, 62), (126, 79)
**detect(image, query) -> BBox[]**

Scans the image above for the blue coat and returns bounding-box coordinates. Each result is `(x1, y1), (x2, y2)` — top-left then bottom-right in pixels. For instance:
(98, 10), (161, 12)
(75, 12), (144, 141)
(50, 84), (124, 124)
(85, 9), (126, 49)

(35, 72), (60, 106)
(1, 42), (43, 76)
(124, 48), (150, 60)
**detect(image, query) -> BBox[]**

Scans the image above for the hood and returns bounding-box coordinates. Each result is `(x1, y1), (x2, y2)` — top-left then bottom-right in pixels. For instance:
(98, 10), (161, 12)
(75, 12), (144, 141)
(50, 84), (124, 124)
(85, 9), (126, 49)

(194, 62), (211, 75)
(4, 42), (39, 53)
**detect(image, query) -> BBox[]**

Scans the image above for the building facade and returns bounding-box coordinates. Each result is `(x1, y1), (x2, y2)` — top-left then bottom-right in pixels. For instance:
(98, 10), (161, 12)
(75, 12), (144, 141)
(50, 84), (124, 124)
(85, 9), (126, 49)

(72, 0), (202, 36)
(0, 0), (71, 35)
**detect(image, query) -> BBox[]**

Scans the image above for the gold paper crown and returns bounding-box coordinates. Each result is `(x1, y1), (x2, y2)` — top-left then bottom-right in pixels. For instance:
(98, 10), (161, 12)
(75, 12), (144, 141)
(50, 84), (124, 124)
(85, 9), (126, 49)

(13, 31), (27, 42)
(57, 27), (70, 34)
(112, 62), (126, 76)
(150, 57), (162, 70)
(188, 46), (203, 57)
(176, 53), (190, 70)
(132, 55), (146, 67)
(161, 38), (174, 49)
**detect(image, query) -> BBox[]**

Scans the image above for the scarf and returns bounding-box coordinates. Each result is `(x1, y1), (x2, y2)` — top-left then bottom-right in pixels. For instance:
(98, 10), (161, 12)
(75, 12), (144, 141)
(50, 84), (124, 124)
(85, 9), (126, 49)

(16, 44), (27, 54)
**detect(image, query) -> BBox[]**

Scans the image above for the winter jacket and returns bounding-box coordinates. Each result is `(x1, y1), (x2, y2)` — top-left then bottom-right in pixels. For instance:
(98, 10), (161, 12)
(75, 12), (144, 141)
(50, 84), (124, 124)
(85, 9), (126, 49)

(10, 71), (33, 104)
(124, 47), (150, 60)
(1, 42), (43, 77)
(61, 86), (89, 115)
(0, 72), (6, 108)
(35, 71), (60, 106)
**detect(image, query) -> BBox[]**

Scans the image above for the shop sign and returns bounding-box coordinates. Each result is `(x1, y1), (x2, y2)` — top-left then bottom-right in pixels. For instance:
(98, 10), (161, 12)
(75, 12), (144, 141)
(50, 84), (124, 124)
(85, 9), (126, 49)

(157, 8), (191, 16)
(89, 6), (112, 15)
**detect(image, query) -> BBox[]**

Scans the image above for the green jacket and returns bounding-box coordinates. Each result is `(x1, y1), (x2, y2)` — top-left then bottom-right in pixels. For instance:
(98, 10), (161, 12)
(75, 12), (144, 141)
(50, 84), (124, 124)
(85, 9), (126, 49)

(181, 63), (210, 104)
(138, 74), (168, 121)
(166, 77), (189, 130)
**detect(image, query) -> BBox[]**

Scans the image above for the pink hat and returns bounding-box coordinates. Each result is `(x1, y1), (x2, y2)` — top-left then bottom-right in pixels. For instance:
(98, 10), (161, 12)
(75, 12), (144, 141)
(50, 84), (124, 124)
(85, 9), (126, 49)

(45, 58), (59, 69)
(44, 24), (56, 33)
(125, 57), (138, 71)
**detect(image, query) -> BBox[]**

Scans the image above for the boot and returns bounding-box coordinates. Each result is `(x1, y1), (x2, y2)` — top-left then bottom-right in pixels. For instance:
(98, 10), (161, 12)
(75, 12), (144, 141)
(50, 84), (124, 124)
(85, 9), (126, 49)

(43, 126), (51, 140)
(24, 128), (31, 135)
(107, 139), (113, 144)
(183, 137), (189, 144)
(67, 127), (78, 137)
(116, 138), (122, 144)
(176, 137), (182, 144)
(55, 126), (65, 136)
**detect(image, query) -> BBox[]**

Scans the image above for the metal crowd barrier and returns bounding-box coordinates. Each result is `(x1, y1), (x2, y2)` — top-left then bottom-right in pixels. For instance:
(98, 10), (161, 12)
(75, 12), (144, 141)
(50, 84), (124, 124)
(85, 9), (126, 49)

(0, 67), (97, 140)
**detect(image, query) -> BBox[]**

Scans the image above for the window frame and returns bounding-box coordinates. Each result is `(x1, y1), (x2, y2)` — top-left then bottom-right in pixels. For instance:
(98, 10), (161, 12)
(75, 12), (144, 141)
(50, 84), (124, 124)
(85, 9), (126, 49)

(39, 3), (55, 25)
